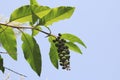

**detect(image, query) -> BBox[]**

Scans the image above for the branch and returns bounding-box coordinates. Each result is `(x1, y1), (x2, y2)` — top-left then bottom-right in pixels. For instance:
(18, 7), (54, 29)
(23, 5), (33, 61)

(0, 52), (8, 54)
(0, 52), (26, 77)
(0, 23), (56, 38)
(4, 67), (27, 77)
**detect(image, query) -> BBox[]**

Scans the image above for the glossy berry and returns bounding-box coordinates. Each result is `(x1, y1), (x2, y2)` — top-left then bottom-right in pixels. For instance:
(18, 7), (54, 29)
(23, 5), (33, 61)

(58, 33), (62, 36)
(62, 66), (66, 69)
(64, 46), (68, 49)
(52, 40), (56, 43)
(55, 44), (59, 47)
(59, 54), (64, 57)
(61, 39), (66, 43)
(60, 63), (63, 66)
(57, 36), (60, 40)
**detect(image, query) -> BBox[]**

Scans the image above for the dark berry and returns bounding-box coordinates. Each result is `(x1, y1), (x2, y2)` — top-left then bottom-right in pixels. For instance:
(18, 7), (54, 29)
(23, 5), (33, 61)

(65, 55), (70, 57)
(60, 59), (66, 62)
(60, 62), (63, 66)
(53, 40), (56, 43)
(55, 44), (59, 47)
(59, 47), (64, 51)
(55, 38), (59, 41)
(61, 39), (66, 43)
(58, 40), (62, 44)
(59, 54), (64, 57)
(61, 39), (64, 42)
(62, 66), (66, 69)
(57, 49), (61, 53)
(57, 36), (60, 40)
(64, 46), (68, 49)
(67, 51), (70, 54)
(58, 33), (62, 36)
(65, 49), (70, 54)
(66, 55), (70, 59)
(61, 51), (66, 54)
(61, 42), (65, 46)
(62, 56), (66, 60)
(64, 61), (69, 65)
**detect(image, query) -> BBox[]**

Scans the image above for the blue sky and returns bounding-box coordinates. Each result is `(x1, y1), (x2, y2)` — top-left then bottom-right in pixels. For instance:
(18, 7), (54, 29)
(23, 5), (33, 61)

(0, 0), (120, 80)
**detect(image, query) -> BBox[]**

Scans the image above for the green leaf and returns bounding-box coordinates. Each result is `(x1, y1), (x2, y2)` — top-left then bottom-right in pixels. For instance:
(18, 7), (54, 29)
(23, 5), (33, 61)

(21, 33), (42, 76)
(66, 42), (82, 54)
(10, 5), (50, 23)
(30, 0), (39, 6)
(10, 5), (32, 22)
(0, 26), (17, 60)
(31, 5), (50, 18)
(0, 55), (4, 73)
(61, 33), (87, 48)
(31, 10), (40, 25)
(40, 6), (75, 26)
(49, 37), (59, 69)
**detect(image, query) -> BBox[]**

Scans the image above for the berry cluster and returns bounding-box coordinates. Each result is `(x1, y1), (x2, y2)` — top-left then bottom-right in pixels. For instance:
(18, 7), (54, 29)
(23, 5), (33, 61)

(53, 33), (70, 70)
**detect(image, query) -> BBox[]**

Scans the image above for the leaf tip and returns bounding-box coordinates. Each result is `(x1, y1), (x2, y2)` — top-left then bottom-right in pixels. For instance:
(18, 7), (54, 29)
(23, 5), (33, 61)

(84, 44), (87, 48)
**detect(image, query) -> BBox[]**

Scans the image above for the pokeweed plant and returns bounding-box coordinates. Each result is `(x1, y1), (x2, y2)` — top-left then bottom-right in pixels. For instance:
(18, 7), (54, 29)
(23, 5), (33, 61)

(0, 0), (86, 77)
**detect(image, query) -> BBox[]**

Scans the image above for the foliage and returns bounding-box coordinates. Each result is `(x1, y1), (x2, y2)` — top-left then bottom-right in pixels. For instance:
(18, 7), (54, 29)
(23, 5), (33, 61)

(0, 26), (17, 60)
(22, 33), (42, 76)
(0, 0), (86, 77)
(49, 36), (59, 69)
(0, 55), (4, 73)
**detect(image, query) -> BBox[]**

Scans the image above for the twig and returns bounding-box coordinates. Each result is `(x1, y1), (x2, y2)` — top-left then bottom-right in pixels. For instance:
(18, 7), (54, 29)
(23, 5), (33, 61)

(0, 23), (56, 38)
(4, 67), (27, 77)
(0, 52), (8, 54)
(45, 27), (51, 37)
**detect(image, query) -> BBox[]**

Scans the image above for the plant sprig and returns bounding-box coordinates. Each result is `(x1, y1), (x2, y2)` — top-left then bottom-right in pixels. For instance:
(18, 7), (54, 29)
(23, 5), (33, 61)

(0, 0), (86, 78)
